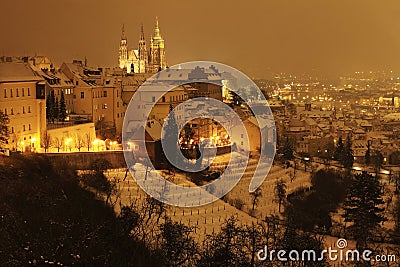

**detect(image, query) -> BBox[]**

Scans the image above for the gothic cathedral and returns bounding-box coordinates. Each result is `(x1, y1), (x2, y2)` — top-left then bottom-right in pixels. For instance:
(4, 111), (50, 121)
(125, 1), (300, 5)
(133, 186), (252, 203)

(119, 17), (167, 74)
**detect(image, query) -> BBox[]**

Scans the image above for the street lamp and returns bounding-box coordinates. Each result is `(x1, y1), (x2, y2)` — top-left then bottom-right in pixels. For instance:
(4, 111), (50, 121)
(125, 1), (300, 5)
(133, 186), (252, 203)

(65, 138), (72, 152)
(93, 139), (100, 151)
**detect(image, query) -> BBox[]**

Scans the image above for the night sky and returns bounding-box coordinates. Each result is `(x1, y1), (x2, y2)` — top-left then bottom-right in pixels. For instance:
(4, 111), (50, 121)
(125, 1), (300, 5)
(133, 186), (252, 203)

(1, 0), (400, 78)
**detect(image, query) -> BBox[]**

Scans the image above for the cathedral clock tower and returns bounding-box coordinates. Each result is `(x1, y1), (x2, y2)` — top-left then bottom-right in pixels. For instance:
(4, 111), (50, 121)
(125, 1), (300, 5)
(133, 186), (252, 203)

(149, 17), (167, 73)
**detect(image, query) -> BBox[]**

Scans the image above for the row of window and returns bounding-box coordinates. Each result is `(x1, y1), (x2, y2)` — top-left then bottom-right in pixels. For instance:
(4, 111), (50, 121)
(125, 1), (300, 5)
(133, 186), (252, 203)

(151, 95), (188, 103)
(3, 88), (31, 98)
(8, 124), (32, 134)
(79, 89), (120, 99)
(92, 102), (123, 110)
(3, 106), (32, 115)
(92, 90), (108, 98)
(117, 112), (125, 118)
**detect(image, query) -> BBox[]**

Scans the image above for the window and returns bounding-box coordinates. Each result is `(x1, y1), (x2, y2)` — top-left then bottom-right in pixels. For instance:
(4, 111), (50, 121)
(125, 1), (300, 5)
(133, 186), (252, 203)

(10, 89), (13, 97)
(23, 125), (26, 131)
(28, 124), (31, 130)
(27, 88), (30, 96)
(4, 108), (7, 115)
(162, 96), (165, 102)
(103, 91), (107, 97)
(152, 96), (156, 102)
(4, 89), (6, 98)
(80, 92), (85, 99)
(22, 106), (25, 114)
(28, 106), (31, 113)
(117, 102), (119, 108)
(11, 108), (13, 115)
(76, 81), (79, 86)
(103, 104), (108, 109)
(22, 88), (24, 97)
(11, 127), (14, 134)
(16, 88), (19, 97)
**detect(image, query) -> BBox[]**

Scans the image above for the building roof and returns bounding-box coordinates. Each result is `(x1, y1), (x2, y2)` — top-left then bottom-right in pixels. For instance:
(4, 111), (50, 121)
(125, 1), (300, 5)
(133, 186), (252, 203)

(125, 120), (163, 141)
(0, 62), (43, 82)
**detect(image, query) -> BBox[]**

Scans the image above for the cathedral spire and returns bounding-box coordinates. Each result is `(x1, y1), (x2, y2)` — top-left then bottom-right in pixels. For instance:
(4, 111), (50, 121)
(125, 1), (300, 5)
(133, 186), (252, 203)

(140, 23), (145, 40)
(154, 16), (161, 38)
(121, 24), (126, 40)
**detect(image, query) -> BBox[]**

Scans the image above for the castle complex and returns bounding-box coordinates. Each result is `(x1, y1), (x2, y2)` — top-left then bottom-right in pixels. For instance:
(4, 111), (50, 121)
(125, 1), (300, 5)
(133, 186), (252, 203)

(118, 17), (167, 74)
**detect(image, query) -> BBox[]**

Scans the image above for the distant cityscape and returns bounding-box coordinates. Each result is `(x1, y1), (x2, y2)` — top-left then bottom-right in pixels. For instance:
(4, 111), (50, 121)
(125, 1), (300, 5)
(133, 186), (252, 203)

(2, 14), (400, 266)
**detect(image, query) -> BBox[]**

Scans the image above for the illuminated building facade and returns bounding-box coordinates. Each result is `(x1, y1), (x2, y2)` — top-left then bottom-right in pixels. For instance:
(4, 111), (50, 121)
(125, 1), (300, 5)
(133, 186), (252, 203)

(119, 17), (167, 74)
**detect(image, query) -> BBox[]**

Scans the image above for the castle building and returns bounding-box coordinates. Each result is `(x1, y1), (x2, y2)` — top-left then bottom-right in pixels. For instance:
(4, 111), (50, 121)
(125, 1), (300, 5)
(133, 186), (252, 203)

(119, 17), (167, 74)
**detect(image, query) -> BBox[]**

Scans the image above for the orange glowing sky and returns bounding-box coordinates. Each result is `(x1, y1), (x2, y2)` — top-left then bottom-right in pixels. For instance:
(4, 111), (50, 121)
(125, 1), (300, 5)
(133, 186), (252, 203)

(1, 0), (400, 78)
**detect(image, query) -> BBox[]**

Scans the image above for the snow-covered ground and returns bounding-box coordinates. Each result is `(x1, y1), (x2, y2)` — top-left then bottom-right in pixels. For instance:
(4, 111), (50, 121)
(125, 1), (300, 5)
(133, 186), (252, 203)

(105, 153), (312, 243)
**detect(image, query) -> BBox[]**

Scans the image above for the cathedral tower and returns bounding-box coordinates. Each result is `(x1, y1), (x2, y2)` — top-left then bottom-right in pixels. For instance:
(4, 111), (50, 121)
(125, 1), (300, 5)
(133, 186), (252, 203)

(138, 24), (148, 73)
(149, 17), (167, 73)
(118, 24), (128, 69)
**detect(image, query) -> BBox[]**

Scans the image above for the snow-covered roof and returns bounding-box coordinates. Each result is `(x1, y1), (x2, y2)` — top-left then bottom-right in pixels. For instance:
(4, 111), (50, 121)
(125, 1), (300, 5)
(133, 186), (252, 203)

(0, 62), (43, 82)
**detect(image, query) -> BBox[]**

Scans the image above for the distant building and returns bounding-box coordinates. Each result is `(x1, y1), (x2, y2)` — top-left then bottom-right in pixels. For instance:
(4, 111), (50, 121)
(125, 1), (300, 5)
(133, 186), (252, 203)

(59, 61), (126, 136)
(119, 17), (167, 74)
(0, 62), (46, 152)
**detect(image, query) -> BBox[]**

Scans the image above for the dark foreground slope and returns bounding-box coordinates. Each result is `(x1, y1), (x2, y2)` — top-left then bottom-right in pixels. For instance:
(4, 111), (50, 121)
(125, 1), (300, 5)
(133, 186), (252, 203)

(0, 154), (162, 266)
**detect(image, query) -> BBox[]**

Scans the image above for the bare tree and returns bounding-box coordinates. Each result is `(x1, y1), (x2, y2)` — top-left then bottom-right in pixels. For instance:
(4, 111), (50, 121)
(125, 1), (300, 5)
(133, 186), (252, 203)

(0, 110), (9, 149)
(41, 131), (52, 152)
(84, 133), (93, 151)
(250, 188), (262, 211)
(75, 134), (84, 152)
(274, 179), (287, 213)
(53, 136), (64, 152)
(160, 218), (199, 266)
(240, 222), (266, 267)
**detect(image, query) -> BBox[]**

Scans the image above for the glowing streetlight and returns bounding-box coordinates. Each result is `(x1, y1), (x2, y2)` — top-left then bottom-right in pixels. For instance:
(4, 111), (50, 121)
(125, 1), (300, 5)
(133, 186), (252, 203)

(93, 139), (100, 151)
(65, 138), (72, 152)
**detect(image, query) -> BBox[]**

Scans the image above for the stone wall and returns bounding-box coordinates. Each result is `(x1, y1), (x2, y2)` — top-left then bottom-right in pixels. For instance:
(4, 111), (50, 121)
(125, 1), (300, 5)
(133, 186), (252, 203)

(44, 151), (126, 170)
